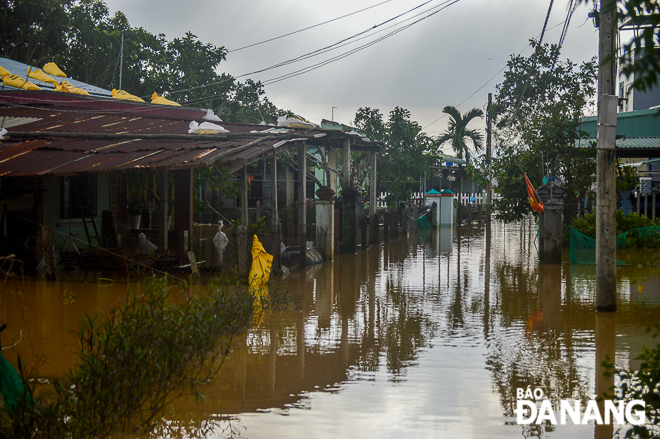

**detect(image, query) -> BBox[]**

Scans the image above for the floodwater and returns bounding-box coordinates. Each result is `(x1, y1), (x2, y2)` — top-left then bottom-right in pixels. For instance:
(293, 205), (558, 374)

(2, 218), (660, 438)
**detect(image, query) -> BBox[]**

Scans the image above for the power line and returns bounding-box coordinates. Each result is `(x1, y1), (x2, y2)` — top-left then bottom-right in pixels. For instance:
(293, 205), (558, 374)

(172, 0), (450, 98)
(228, 0), (393, 53)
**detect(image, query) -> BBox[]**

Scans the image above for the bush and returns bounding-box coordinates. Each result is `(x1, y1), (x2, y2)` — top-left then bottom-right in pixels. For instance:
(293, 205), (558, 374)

(570, 210), (660, 248)
(8, 278), (254, 439)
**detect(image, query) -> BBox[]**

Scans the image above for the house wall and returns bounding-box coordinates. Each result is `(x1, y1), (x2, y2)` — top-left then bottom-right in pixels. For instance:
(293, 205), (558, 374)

(44, 174), (112, 250)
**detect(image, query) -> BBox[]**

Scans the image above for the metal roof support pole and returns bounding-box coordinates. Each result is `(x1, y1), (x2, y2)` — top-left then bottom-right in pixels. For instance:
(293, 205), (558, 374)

(270, 151), (281, 272)
(238, 165), (250, 278)
(596, 5), (618, 313)
(298, 142), (307, 267)
(369, 151), (377, 218)
(158, 169), (168, 252)
(327, 147), (337, 194)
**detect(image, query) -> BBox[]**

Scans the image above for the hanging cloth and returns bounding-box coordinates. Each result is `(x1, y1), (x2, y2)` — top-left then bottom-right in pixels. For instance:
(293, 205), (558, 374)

(524, 174), (545, 213)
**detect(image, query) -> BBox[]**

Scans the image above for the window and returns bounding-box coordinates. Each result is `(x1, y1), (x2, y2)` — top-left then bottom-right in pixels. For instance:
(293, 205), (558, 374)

(60, 175), (97, 219)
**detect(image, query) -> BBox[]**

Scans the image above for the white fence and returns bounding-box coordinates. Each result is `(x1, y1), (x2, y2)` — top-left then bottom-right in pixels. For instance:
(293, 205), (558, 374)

(376, 191), (491, 208)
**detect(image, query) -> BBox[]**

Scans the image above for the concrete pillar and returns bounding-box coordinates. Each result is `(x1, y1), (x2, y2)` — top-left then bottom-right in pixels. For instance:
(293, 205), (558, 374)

(537, 183), (566, 265)
(158, 169), (168, 252)
(174, 169), (193, 252)
(315, 200), (334, 260)
(298, 143), (307, 266)
(595, 313), (616, 439)
(440, 193), (453, 226)
(341, 189), (358, 254)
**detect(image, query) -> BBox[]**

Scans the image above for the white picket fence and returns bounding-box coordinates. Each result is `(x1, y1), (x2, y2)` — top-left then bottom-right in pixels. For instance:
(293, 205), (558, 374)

(375, 191), (489, 208)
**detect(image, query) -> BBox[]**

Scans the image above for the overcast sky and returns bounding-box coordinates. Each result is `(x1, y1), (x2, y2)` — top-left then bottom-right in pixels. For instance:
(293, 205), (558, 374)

(104, 0), (600, 147)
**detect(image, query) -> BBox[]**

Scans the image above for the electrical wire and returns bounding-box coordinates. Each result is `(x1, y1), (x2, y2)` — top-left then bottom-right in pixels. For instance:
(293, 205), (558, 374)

(228, 0), (393, 53)
(171, 0), (452, 98)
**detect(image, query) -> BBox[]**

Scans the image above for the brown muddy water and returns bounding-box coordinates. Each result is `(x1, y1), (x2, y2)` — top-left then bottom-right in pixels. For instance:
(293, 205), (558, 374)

(2, 218), (660, 438)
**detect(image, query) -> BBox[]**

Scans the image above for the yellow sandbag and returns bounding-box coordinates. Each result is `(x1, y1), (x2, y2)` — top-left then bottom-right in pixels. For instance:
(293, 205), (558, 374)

(112, 88), (145, 103)
(249, 235), (273, 291)
(2, 74), (40, 90)
(0, 65), (11, 77)
(43, 62), (66, 77)
(55, 80), (90, 96)
(151, 92), (181, 106)
(27, 68), (57, 85)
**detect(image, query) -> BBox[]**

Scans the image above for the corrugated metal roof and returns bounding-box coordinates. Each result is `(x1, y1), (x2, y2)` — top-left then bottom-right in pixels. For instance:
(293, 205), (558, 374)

(0, 105), (376, 177)
(0, 57), (112, 96)
(580, 108), (660, 138)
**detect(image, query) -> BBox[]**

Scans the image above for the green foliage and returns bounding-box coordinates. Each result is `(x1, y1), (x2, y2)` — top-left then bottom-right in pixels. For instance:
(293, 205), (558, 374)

(8, 278), (254, 439)
(354, 106), (440, 203)
(572, 209), (660, 247)
(485, 40), (598, 223)
(435, 106), (484, 164)
(193, 166), (239, 214)
(603, 321), (660, 438)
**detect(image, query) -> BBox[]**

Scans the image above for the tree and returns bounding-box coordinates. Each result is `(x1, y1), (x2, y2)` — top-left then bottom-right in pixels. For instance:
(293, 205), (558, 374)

(580, 0), (660, 95)
(483, 40), (598, 223)
(354, 106), (439, 203)
(435, 106), (484, 164)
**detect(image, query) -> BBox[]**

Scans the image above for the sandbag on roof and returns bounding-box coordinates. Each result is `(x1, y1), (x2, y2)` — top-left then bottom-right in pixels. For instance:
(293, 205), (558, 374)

(43, 62), (67, 77)
(151, 92), (180, 106)
(55, 80), (90, 96)
(112, 88), (145, 102)
(2, 74), (40, 90)
(27, 67), (57, 85)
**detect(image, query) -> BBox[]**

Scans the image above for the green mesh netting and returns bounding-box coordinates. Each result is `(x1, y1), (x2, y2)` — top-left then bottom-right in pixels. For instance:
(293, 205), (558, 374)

(0, 352), (28, 415)
(570, 226), (660, 265)
(418, 216), (431, 229)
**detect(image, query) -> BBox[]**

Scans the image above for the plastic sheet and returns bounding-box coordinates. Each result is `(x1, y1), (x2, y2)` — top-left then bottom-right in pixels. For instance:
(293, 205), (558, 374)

(55, 80), (90, 96)
(2, 74), (40, 90)
(151, 92), (181, 106)
(27, 68), (57, 85)
(188, 121), (229, 134)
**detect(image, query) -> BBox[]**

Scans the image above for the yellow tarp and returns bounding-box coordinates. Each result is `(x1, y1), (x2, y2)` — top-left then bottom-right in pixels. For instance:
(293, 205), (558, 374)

(0, 65), (11, 77)
(249, 235), (273, 326)
(249, 235), (273, 291)
(2, 74), (40, 90)
(55, 80), (90, 96)
(43, 62), (66, 77)
(151, 92), (181, 106)
(112, 88), (145, 102)
(27, 68), (57, 85)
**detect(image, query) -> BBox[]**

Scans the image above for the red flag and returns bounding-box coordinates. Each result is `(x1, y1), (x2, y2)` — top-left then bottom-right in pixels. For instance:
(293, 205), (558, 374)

(524, 174), (544, 212)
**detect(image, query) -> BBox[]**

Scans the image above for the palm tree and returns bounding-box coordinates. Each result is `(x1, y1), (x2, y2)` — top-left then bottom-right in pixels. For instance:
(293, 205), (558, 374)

(435, 106), (484, 164)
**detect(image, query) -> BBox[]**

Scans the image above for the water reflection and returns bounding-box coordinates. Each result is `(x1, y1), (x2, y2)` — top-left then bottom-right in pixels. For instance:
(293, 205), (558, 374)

(2, 219), (660, 438)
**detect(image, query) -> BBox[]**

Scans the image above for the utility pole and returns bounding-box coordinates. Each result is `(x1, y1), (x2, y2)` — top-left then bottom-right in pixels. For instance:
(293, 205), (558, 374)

(119, 31), (124, 90)
(596, 4), (618, 312)
(332, 107), (338, 122)
(486, 93), (492, 207)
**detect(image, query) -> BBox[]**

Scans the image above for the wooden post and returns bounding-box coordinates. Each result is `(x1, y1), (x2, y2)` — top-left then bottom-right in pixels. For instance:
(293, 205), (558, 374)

(271, 151), (281, 272)
(361, 215), (368, 249)
(341, 139), (351, 190)
(42, 226), (56, 281)
(158, 169), (168, 252)
(174, 169), (193, 252)
(370, 213), (379, 246)
(383, 211), (389, 242)
(369, 151), (377, 218)
(241, 165), (249, 227)
(187, 250), (201, 284)
(298, 142), (307, 266)
(644, 194), (648, 218)
(653, 192), (657, 220)
(596, 5), (617, 312)
(328, 147), (338, 194)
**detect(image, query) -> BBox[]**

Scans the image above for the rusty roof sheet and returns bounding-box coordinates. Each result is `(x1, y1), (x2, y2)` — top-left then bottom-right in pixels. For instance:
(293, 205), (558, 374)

(0, 104), (377, 177)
